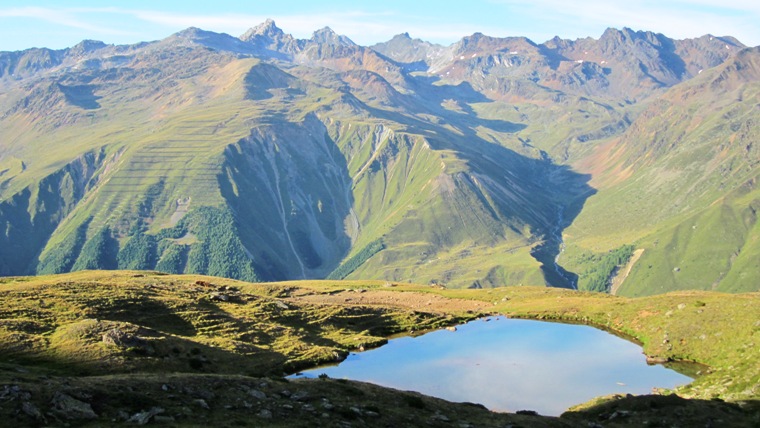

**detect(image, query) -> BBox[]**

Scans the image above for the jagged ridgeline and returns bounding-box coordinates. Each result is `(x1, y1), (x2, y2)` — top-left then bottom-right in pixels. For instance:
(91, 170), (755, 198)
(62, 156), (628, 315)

(0, 21), (757, 294)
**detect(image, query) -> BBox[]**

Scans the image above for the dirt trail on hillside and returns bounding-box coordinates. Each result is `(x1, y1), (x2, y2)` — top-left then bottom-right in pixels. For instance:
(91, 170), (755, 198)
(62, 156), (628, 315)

(611, 249), (645, 295)
(293, 290), (490, 313)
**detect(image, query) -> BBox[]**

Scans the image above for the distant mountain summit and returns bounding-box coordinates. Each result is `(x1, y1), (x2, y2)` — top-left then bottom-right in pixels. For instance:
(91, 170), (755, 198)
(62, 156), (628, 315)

(371, 32), (445, 66)
(239, 19), (300, 58)
(0, 21), (756, 295)
(240, 18), (283, 40)
(310, 27), (356, 47)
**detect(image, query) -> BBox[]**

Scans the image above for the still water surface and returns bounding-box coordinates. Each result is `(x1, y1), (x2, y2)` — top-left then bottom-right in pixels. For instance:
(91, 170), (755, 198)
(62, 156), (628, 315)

(290, 317), (692, 416)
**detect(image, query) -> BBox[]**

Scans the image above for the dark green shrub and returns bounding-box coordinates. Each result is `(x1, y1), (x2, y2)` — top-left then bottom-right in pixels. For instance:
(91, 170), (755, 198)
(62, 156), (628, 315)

(37, 219), (90, 274)
(327, 239), (384, 280)
(71, 226), (119, 271)
(578, 244), (635, 292)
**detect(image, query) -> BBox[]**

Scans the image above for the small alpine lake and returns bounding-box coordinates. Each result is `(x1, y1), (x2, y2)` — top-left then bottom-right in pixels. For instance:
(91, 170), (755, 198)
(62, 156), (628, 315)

(289, 317), (693, 416)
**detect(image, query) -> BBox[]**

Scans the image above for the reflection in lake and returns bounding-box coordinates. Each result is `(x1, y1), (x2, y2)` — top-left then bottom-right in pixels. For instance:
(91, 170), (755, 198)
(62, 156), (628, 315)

(290, 317), (692, 416)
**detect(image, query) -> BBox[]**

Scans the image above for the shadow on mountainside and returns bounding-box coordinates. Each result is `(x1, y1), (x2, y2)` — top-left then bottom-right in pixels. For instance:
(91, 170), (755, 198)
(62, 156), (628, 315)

(348, 77), (594, 288)
(57, 84), (102, 110)
(218, 114), (354, 281)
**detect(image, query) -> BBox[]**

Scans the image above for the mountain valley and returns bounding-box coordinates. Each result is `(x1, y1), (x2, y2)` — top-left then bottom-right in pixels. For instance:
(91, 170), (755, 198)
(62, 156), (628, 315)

(0, 20), (757, 295)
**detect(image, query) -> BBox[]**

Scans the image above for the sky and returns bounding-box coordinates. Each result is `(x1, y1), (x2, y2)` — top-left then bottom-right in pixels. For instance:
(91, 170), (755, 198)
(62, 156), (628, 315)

(0, 0), (759, 52)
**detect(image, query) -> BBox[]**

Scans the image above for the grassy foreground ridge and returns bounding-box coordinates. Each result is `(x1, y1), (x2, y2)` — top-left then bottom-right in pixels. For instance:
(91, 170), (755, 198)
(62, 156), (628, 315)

(0, 271), (757, 426)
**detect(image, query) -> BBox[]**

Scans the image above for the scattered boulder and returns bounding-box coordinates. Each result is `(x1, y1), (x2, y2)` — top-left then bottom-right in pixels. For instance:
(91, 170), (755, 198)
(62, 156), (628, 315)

(290, 391), (309, 402)
(102, 328), (154, 355)
(21, 401), (45, 422)
(646, 356), (669, 364)
(51, 392), (97, 420)
(195, 280), (215, 287)
(0, 385), (24, 400)
(193, 398), (210, 410)
(608, 410), (631, 420)
(431, 413), (450, 422)
(128, 407), (165, 425)
(248, 389), (267, 401)
(209, 292), (230, 302)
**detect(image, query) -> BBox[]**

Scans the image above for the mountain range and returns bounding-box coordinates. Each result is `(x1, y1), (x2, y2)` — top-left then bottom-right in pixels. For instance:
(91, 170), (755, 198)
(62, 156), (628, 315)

(0, 21), (757, 295)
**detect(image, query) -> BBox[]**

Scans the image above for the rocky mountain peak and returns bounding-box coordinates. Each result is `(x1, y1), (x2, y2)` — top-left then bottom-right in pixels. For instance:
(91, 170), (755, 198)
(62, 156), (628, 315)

(459, 32), (486, 47)
(370, 33), (444, 67)
(452, 32), (536, 57)
(599, 27), (664, 48)
(240, 19), (284, 42)
(239, 19), (299, 58)
(310, 27), (356, 47)
(69, 40), (107, 55)
(599, 27), (636, 46)
(383, 32), (414, 45)
(715, 46), (760, 83)
(544, 35), (574, 50)
(174, 27), (204, 39)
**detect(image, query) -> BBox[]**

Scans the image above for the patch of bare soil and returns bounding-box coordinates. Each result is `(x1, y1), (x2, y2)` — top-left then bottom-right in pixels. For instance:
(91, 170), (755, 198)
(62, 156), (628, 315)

(293, 290), (490, 313)
(611, 248), (645, 295)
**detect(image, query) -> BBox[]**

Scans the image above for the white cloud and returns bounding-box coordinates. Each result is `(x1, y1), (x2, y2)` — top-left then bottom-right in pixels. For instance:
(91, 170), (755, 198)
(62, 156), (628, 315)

(114, 8), (491, 44)
(489, 0), (760, 45)
(126, 9), (265, 32)
(0, 6), (133, 36)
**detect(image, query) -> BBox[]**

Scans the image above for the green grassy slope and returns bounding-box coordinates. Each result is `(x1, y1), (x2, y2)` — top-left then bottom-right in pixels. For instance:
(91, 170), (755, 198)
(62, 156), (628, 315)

(563, 47), (760, 295)
(0, 271), (756, 426)
(0, 36), (593, 288)
(1, 29), (755, 295)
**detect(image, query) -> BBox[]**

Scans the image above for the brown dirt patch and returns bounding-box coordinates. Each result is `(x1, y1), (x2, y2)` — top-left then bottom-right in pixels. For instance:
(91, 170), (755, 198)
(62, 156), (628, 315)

(292, 290), (490, 313)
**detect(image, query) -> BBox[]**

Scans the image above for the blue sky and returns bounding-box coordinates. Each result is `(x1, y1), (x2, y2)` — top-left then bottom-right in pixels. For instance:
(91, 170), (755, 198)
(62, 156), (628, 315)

(1, 0), (758, 51)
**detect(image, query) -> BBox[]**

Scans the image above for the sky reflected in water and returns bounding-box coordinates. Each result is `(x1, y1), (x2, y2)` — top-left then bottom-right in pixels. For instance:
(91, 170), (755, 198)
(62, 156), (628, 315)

(290, 317), (692, 416)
